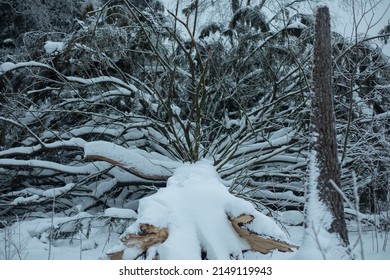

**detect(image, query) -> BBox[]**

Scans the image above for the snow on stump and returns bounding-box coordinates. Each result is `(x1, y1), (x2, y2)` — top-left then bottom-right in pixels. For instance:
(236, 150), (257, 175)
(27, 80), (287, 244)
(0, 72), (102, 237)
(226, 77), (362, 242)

(107, 161), (296, 260)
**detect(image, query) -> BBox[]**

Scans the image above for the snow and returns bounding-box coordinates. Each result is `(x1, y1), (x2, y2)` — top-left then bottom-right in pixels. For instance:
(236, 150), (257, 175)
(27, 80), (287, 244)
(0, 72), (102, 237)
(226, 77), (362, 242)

(43, 41), (65, 55)
(84, 141), (181, 179)
(64, 126), (122, 138)
(104, 208), (137, 219)
(0, 158), (100, 175)
(119, 161), (292, 260)
(1, 194), (388, 260)
(282, 211), (305, 225)
(94, 179), (117, 198)
(0, 138), (86, 157)
(295, 145), (351, 260)
(11, 194), (40, 205)
(0, 61), (51, 74)
(286, 22), (307, 29)
(170, 104), (181, 116)
(0, 62), (16, 72)
(235, 129), (295, 155)
(66, 76), (139, 93)
(42, 183), (75, 198)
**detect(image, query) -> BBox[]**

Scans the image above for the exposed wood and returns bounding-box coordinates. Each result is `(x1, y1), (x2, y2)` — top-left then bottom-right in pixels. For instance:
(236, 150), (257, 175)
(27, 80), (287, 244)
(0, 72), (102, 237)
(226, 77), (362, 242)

(109, 214), (296, 259)
(108, 223), (168, 260)
(120, 224), (169, 251)
(230, 214), (297, 254)
(109, 251), (124, 260)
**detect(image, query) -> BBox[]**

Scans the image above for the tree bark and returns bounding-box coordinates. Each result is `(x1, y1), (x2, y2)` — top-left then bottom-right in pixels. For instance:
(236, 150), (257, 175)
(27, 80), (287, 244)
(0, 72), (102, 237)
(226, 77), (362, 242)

(231, 0), (240, 14)
(311, 6), (349, 246)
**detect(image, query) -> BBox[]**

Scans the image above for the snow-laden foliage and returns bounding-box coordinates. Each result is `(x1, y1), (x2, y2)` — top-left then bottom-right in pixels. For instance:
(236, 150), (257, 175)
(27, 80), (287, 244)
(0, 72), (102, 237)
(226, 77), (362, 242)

(0, 0), (390, 259)
(0, 0), (311, 218)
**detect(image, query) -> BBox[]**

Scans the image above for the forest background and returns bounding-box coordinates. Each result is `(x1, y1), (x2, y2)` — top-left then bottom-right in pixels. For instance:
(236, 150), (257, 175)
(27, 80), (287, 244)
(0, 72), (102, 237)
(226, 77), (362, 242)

(0, 0), (389, 260)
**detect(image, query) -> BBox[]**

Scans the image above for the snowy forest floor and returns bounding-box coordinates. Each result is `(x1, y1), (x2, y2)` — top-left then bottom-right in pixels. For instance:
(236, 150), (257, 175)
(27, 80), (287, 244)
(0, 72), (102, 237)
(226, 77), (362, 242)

(1, 215), (388, 260)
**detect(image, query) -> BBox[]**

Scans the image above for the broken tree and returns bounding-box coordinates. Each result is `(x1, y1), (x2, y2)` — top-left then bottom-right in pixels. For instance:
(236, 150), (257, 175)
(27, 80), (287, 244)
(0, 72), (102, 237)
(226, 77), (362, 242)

(106, 161), (296, 260)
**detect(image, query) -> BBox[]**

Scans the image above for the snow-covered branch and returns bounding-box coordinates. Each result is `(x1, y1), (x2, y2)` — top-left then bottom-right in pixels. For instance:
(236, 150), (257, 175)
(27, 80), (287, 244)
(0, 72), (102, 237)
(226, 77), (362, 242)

(0, 158), (96, 175)
(0, 138), (86, 157)
(0, 61), (53, 74)
(84, 141), (181, 181)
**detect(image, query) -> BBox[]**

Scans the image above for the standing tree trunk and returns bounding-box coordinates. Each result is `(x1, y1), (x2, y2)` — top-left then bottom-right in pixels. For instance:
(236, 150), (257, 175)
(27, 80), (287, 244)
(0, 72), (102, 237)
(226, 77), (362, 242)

(311, 5), (349, 246)
(231, 0), (240, 14)
(300, 6), (350, 259)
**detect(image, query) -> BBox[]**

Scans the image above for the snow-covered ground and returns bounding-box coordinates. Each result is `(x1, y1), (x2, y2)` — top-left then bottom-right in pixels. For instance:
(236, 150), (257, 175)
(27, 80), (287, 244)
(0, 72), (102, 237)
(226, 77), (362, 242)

(0, 210), (388, 260)
(1, 161), (388, 260)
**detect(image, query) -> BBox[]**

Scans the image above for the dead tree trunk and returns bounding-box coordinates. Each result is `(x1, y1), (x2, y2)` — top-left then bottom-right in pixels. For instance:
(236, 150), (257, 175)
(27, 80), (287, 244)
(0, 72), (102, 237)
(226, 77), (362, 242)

(310, 6), (349, 246)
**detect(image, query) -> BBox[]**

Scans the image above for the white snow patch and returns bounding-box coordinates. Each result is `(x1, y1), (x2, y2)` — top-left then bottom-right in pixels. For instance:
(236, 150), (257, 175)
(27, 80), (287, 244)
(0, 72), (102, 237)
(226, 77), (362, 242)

(0, 62), (16, 73)
(0, 61), (50, 74)
(11, 195), (40, 205)
(170, 104), (181, 115)
(84, 141), (181, 178)
(42, 183), (75, 198)
(104, 208), (137, 219)
(286, 22), (307, 29)
(275, 210), (305, 226)
(44, 41), (65, 55)
(94, 179), (117, 198)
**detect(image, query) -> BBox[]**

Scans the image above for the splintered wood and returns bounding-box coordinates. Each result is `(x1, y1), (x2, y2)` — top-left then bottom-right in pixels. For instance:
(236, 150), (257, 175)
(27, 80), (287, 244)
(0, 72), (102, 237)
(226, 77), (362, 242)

(121, 224), (169, 251)
(109, 224), (168, 260)
(108, 214), (296, 259)
(230, 214), (297, 254)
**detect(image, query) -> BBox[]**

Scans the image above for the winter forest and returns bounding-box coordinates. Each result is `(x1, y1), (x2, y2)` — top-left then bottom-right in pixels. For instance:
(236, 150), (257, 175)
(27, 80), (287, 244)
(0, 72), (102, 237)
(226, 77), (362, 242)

(0, 0), (389, 260)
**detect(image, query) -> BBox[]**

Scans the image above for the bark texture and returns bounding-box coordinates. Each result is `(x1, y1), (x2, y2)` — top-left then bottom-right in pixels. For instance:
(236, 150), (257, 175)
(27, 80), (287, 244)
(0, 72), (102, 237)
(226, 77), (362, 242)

(311, 6), (349, 246)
